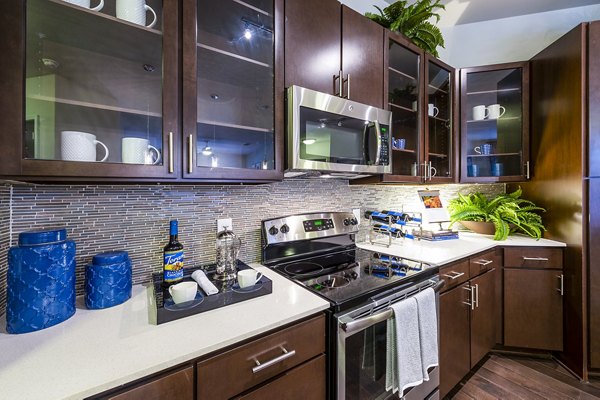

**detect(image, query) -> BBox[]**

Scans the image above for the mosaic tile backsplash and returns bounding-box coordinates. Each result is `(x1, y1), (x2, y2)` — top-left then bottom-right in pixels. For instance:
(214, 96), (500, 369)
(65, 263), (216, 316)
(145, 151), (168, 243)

(0, 180), (504, 315)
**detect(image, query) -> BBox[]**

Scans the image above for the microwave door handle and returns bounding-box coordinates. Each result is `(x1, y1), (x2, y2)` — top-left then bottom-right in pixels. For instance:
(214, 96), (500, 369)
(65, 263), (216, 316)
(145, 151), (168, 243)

(373, 120), (382, 165)
(363, 121), (381, 165)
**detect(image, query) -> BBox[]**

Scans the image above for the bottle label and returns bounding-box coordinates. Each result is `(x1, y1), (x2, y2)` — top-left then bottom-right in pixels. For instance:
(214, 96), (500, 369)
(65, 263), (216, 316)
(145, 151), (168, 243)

(164, 250), (184, 282)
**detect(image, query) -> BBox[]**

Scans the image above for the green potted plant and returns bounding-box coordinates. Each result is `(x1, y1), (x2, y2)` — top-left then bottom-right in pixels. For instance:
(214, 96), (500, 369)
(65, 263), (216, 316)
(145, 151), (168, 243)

(365, 0), (445, 57)
(447, 188), (546, 241)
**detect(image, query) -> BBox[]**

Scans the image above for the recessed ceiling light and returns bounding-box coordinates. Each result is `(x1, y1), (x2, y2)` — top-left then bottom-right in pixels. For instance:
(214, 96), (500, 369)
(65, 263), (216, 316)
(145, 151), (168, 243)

(244, 28), (253, 40)
(303, 139), (316, 145)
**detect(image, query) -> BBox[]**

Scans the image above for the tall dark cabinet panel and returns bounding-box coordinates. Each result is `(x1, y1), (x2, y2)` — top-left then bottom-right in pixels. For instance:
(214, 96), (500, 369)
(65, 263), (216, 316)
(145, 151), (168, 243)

(513, 23), (589, 379)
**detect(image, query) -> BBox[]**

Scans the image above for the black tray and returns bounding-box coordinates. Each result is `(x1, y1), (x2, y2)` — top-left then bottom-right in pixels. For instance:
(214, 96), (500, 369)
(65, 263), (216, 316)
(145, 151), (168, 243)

(152, 261), (272, 324)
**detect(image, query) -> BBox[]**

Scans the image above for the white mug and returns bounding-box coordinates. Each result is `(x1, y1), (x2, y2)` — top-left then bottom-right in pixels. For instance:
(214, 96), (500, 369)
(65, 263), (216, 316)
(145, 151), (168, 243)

(122, 137), (161, 165)
(428, 104), (439, 118)
(168, 281), (198, 304)
(62, 0), (104, 11)
(61, 131), (109, 162)
(487, 104), (506, 119)
(472, 105), (489, 121)
(237, 269), (263, 289)
(116, 0), (157, 28)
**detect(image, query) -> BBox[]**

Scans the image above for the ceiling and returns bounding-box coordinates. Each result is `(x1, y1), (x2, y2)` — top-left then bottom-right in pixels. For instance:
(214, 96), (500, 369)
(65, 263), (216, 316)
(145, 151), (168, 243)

(382, 0), (600, 27)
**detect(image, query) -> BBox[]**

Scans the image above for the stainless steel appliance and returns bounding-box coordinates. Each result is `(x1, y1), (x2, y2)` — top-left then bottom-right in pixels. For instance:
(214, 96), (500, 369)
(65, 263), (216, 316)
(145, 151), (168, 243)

(262, 212), (443, 399)
(286, 86), (393, 179)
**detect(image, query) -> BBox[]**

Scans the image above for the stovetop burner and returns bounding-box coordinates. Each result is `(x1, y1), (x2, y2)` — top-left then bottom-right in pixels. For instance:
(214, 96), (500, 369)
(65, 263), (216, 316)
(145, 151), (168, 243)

(283, 261), (324, 277)
(315, 275), (351, 289)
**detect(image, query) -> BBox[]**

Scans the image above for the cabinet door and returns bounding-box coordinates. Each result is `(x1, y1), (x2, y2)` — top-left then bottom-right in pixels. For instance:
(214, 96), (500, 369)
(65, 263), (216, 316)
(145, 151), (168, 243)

(425, 55), (456, 183)
(106, 366), (193, 400)
(341, 6), (384, 108)
(183, 0), (283, 181)
(284, 0), (341, 95)
(470, 269), (496, 367)
(590, 179), (600, 368)
(235, 355), (325, 400)
(439, 283), (471, 398)
(15, 0), (178, 180)
(460, 62), (530, 182)
(504, 268), (563, 350)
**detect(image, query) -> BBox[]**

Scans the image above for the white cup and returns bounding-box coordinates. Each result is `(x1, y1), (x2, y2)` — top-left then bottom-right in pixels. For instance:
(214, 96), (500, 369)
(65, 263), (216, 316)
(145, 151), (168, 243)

(116, 0), (157, 28)
(428, 104), (439, 117)
(472, 105), (489, 121)
(62, 0), (104, 11)
(237, 269), (263, 288)
(487, 104), (506, 119)
(168, 281), (198, 304)
(122, 137), (161, 165)
(61, 131), (109, 162)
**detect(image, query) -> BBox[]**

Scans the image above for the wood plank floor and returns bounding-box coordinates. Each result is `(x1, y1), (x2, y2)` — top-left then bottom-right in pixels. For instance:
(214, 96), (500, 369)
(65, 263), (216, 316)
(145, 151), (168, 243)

(450, 354), (600, 399)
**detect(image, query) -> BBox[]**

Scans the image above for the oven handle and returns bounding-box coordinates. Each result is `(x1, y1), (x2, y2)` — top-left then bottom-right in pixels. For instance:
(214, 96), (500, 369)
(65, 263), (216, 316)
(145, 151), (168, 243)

(340, 279), (445, 335)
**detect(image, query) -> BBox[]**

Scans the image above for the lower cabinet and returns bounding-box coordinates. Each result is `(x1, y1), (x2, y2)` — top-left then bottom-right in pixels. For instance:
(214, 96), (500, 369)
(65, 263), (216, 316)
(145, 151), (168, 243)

(469, 269), (496, 366)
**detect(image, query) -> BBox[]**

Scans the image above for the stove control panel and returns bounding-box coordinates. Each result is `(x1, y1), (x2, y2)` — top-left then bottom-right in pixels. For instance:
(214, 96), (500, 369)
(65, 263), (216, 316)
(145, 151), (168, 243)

(303, 218), (334, 232)
(262, 212), (359, 244)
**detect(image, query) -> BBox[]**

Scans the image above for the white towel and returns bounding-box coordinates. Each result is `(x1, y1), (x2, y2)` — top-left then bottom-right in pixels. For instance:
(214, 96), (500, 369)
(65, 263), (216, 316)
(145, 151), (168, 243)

(414, 287), (439, 381)
(191, 270), (219, 296)
(386, 297), (424, 397)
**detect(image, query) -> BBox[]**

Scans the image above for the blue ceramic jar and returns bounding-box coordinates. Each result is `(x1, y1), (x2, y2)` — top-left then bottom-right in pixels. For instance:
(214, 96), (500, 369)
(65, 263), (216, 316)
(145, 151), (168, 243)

(85, 251), (132, 309)
(6, 228), (76, 334)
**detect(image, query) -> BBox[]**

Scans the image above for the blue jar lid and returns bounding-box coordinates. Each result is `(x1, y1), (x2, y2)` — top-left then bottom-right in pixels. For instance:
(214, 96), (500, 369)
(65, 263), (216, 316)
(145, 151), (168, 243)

(92, 251), (129, 266)
(18, 228), (67, 246)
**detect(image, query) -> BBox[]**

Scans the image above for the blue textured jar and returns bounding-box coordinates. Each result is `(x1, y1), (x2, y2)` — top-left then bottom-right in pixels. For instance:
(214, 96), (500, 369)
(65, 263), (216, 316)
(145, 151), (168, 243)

(85, 251), (132, 309)
(6, 228), (76, 334)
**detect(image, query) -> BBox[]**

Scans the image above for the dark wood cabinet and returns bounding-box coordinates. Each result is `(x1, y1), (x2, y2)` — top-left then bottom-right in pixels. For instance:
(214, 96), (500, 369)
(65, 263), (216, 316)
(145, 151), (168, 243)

(105, 367), (194, 400)
(284, 0), (384, 108)
(503, 247), (563, 350)
(470, 268), (496, 367)
(439, 282), (471, 398)
(460, 62), (530, 182)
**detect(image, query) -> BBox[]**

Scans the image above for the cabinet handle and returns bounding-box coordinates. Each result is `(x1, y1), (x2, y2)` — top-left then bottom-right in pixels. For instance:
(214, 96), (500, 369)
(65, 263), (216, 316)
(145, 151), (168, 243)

(344, 73), (350, 99)
(522, 256), (549, 261)
(252, 346), (296, 374)
(443, 271), (465, 280)
(463, 286), (475, 310)
(187, 134), (193, 174)
(475, 283), (480, 308)
(473, 259), (493, 266)
(334, 70), (343, 97)
(422, 163), (428, 180)
(168, 131), (174, 174)
(557, 274), (564, 296)
(525, 161), (530, 179)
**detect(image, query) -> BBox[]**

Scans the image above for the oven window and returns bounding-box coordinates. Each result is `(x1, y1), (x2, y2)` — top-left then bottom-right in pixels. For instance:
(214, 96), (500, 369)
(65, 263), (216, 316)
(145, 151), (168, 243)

(345, 321), (394, 400)
(299, 106), (374, 165)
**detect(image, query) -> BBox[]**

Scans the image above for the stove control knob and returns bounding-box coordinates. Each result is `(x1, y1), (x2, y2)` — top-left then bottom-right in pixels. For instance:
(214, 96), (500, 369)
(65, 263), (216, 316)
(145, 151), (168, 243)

(280, 224), (290, 234)
(268, 226), (279, 236)
(343, 218), (350, 226)
(350, 218), (358, 225)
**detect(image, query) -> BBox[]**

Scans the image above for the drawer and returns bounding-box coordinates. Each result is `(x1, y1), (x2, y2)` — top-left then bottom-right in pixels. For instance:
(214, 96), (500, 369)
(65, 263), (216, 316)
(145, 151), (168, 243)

(106, 366), (193, 400)
(504, 247), (563, 269)
(469, 249), (502, 277)
(235, 355), (326, 400)
(197, 314), (325, 400)
(439, 260), (469, 292)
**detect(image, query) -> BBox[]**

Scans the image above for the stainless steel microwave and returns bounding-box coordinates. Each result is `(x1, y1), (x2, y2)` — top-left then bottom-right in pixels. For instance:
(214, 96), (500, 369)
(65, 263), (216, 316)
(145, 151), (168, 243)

(286, 86), (392, 178)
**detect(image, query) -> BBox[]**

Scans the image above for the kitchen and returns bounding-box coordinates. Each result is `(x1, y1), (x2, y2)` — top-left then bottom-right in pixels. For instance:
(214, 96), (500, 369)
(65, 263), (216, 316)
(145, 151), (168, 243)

(1, 0), (600, 399)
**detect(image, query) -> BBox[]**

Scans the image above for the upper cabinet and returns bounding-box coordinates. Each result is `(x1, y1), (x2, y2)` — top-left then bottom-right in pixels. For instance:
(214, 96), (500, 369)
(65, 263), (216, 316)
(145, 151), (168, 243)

(182, 0), (283, 181)
(284, 0), (384, 108)
(0, 0), (282, 183)
(460, 62), (530, 182)
(355, 31), (457, 184)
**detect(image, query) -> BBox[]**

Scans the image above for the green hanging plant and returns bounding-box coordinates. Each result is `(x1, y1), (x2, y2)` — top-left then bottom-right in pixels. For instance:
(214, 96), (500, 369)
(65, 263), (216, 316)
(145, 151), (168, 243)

(447, 187), (546, 241)
(365, 0), (446, 57)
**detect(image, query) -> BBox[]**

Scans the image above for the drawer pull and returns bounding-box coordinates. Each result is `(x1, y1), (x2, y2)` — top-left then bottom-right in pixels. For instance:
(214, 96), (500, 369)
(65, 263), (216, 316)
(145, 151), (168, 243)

(252, 347), (296, 374)
(443, 271), (465, 280)
(473, 259), (493, 266)
(522, 256), (549, 261)
(557, 274), (564, 296)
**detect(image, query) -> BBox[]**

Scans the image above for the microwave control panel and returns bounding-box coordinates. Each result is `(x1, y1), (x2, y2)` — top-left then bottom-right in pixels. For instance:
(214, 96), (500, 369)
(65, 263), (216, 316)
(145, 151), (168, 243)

(378, 124), (390, 165)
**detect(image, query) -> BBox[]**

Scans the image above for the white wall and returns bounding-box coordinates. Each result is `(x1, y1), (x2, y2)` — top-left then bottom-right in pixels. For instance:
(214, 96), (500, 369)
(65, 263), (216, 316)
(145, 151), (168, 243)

(439, 4), (600, 68)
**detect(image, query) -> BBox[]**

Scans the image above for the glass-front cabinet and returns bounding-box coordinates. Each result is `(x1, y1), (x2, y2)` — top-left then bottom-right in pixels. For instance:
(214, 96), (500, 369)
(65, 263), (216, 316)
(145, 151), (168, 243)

(19, 0), (178, 179)
(460, 62), (530, 182)
(182, 0), (282, 181)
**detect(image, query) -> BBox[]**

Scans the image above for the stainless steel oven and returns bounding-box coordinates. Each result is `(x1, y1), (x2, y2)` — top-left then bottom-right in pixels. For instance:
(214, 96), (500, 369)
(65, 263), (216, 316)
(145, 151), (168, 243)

(336, 276), (444, 400)
(286, 86), (392, 178)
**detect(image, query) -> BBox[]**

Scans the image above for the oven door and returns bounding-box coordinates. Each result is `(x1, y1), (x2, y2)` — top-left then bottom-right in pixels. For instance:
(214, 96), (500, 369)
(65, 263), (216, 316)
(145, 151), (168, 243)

(287, 85), (392, 175)
(335, 278), (443, 400)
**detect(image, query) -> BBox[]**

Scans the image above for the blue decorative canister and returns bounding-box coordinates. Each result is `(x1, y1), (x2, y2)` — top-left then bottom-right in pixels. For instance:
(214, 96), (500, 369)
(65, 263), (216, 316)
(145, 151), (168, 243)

(6, 228), (76, 334)
(85, 251), (132, 309)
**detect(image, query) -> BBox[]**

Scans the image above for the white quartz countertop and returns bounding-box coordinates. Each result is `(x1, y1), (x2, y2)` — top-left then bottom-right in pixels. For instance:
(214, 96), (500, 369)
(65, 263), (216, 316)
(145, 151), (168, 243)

(0, 265), (330, 400)
(357, 232), (566, 266)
